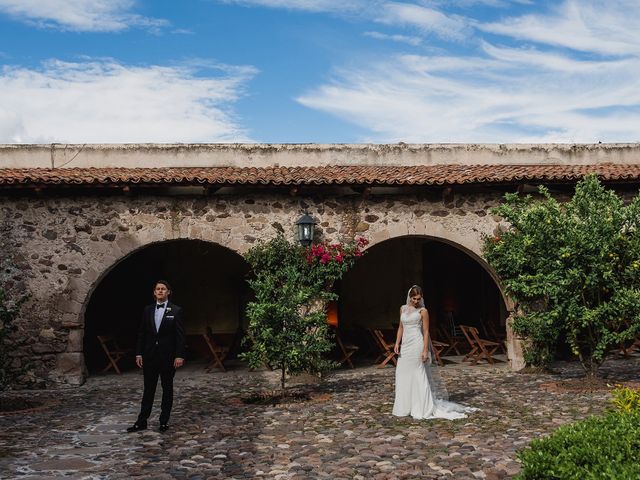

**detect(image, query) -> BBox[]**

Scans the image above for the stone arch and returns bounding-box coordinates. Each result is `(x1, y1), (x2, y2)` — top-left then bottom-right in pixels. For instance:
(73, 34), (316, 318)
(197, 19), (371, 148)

(366, 222), (513, 311)
(69, 236), (248, 376)
(337, 226), (523, 369)
(64, 226), (248, 335)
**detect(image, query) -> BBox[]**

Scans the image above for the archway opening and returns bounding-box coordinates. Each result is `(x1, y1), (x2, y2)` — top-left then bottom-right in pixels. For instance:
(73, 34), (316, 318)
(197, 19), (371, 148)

(83, 239), (250, 375)
(337, 236), (508, 360)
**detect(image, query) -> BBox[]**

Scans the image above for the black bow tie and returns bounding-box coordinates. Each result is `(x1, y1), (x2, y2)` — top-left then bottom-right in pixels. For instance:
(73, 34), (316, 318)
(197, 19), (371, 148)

(156, 303), (166, 309)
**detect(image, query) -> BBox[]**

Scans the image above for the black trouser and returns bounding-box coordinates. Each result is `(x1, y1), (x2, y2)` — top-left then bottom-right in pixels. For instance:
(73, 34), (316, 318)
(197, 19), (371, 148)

(137, 355), (176, 425)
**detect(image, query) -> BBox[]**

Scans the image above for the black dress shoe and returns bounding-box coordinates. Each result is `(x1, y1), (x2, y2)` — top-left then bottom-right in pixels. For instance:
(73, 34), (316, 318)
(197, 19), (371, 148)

(158, 424), (169, 433)
(126, 423), (147, 433)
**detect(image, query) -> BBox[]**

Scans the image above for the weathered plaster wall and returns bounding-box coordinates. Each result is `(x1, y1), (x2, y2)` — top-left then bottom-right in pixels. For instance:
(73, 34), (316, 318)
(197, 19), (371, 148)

(1, 143), (640, 168)
(1, 189), (506, 387)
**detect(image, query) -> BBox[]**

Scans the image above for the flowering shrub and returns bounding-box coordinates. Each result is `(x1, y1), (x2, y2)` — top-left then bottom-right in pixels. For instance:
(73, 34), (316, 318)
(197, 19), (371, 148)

(305, 237), (368, 290)
(242, 233), (367, 393)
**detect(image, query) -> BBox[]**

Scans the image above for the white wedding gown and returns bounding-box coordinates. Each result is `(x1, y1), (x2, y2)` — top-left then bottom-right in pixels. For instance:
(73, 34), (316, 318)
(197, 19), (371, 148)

(392, 307), (475, 420)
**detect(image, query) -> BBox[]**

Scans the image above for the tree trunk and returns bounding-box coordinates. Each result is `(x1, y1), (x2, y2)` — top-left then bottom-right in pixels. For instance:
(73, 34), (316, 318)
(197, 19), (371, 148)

(281, 364), (286, 397)
(579, 353), (601, 378)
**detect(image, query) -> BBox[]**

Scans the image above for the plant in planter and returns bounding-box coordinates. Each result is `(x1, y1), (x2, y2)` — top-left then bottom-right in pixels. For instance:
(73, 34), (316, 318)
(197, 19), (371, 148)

(483, 174), (640, 376)
(241, 233), (367, 397)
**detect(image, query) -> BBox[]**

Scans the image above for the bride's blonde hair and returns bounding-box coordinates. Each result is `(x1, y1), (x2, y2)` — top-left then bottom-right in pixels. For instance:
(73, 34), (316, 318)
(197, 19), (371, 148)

(408, 285), (423, 298)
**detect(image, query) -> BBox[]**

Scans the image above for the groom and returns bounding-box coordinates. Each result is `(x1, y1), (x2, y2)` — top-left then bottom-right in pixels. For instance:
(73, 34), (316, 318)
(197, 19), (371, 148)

(127, 280), (186, 433)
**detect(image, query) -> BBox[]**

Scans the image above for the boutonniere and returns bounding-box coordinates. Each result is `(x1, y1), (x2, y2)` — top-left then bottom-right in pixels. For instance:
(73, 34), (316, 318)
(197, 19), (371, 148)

(166, 307), (172, 312)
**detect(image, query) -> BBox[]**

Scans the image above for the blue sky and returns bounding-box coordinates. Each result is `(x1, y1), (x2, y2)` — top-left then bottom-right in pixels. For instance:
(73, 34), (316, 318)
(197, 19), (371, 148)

(0, 0), (639, 144)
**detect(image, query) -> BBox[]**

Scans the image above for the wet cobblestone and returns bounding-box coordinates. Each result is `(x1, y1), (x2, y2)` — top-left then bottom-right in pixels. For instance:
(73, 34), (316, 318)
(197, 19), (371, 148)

(1, 355), (638, 479)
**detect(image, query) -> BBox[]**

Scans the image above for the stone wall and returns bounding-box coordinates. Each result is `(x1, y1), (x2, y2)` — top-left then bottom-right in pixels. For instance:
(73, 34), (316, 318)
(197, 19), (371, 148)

(1, 188), (506, 387)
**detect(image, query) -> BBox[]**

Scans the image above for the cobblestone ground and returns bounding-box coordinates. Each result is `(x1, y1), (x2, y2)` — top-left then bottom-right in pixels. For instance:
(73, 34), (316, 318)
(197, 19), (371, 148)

(1, 355), (638, 480)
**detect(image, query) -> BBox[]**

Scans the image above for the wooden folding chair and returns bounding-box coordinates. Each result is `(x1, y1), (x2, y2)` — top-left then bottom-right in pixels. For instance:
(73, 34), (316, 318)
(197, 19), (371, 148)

(370, 329), (398, 368)
(459, 325), (478, 362)
(431, 340), (449, 366)
(437, 324), (465, 356)
(332, 327), (359, 369)
(97, 335), (132, 374)
(203, 327), (231, 372)
(486, 322), (508, 354)
(618, 337), (640, 356)
(460, 325), (500, 365)
(460, 325), (479, 362)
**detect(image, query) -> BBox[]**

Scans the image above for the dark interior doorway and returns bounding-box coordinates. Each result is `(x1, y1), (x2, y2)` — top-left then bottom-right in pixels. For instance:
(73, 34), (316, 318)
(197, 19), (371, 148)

(337, 236), (507, 358)
(83, 239), (250, 374)
(422, 241), (505, 339)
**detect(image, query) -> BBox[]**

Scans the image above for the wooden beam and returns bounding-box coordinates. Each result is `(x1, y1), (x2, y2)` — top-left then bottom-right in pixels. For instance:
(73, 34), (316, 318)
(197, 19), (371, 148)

(351, 185), (372, 197)
(442, 186), (454, 203)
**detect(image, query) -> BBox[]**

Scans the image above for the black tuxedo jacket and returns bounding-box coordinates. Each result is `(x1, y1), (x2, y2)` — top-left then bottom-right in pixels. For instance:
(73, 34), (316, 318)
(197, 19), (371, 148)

(136, 301), (186, 366)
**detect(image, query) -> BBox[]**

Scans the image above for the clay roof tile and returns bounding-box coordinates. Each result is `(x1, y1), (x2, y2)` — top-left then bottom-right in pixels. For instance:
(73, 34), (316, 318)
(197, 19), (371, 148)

(1, 164), (640, 187)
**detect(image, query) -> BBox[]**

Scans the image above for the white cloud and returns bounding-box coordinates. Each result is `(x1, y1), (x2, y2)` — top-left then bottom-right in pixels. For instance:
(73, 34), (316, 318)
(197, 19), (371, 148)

(0, 59), (257, 143)
(223, 1), (471, 42)
(480, 0), (640, 56)
(364, 31), (422, 46)
(479, 41), (633, 73)
(296, 0), (640, 142)
(430, 0), (533, 6)
(297, 46), (640, 143)
(0, 0), (167, 32)
(377, 2), (469, 41)
(219, 0), (369, 13)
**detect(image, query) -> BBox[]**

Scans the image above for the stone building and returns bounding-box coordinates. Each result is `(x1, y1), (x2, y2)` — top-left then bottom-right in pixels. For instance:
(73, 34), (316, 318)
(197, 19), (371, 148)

(2, 143), (640, 387)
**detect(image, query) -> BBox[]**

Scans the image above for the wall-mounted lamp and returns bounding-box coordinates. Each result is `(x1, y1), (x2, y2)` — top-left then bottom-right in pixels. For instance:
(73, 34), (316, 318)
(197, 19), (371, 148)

(295, 213), (316, 247)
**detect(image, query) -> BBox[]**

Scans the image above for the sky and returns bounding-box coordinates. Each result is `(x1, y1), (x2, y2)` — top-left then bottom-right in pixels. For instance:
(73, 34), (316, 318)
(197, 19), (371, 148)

(0, 0), (639, 144)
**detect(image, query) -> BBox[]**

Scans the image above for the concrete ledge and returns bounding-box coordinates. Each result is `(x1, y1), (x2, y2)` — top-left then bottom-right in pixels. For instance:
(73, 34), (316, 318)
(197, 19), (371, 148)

(1, 143), (639, 168)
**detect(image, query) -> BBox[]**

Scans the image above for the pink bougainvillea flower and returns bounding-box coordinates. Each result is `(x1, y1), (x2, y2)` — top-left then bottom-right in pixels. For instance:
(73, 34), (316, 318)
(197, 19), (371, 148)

(357, 237), (369, 246)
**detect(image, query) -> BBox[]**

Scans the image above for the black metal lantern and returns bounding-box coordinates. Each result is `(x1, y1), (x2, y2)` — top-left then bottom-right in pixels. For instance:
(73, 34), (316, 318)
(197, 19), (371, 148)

(295, 213), (316, 247)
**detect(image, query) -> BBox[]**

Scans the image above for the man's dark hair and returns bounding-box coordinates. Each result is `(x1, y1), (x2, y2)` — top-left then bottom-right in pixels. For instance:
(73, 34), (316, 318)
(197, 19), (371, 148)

(155, 280), (172, 293)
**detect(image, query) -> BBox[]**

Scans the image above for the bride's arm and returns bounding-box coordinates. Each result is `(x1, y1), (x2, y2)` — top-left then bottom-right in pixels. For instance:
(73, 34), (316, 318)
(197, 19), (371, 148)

(394, 307), (403, 354)
(421, 309), (430, 362)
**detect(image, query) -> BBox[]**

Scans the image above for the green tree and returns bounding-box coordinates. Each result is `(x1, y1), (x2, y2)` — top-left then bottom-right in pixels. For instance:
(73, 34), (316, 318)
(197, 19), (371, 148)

(241, 234), (366, 394)
(483, 175), (640, 375)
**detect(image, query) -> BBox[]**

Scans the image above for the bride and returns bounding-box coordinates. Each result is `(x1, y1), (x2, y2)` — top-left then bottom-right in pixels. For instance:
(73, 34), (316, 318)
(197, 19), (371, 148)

(392, 285), (476, 420)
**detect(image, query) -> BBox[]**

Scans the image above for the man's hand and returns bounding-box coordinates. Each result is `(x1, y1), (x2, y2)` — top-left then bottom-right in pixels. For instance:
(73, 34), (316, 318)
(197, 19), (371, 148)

(136, 356), (143, 368)
(174, 357), (184, 368)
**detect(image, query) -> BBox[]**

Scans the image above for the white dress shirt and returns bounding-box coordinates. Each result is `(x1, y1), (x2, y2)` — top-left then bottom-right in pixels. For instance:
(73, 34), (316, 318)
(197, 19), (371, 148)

(154, 302), (167, 332)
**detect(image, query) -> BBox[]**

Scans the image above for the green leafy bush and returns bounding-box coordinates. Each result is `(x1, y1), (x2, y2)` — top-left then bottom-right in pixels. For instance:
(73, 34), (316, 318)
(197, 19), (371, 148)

(610, 385), (640, 413)
(483, 175), (640, 373)
(516, 411), (640, 479)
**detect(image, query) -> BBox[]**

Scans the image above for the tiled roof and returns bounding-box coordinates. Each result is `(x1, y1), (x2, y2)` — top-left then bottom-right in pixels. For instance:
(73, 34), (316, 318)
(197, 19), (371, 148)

(1, 164), (640, 187)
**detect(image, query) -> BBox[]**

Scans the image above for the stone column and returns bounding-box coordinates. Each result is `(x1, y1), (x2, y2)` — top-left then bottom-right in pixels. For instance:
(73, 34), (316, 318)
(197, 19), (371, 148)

(505, 313), (525, 371)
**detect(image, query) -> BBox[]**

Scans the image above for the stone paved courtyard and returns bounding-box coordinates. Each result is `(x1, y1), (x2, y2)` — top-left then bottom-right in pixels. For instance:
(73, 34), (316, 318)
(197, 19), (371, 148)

(1, 355), (638, 480)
